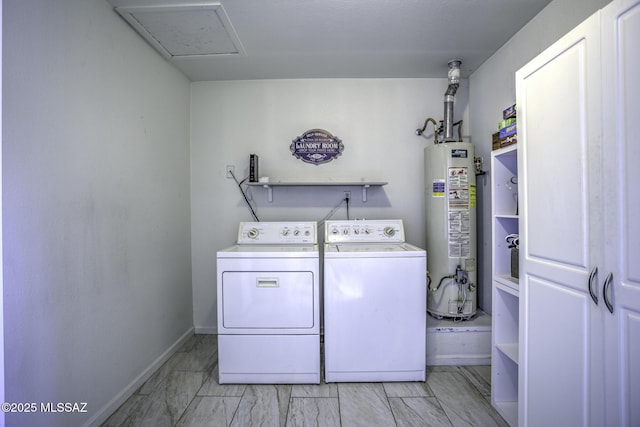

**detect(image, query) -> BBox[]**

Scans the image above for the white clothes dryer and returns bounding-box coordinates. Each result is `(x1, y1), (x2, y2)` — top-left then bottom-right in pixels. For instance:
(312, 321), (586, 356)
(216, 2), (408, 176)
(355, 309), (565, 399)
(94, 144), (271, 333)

(323, 219), (427, 382)
(217, 221), (320, 384)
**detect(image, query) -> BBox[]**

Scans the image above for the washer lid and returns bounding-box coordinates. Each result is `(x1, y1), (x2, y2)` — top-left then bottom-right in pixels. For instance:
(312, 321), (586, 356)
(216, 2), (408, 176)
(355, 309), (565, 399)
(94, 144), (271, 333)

(324, 242), (425, 257)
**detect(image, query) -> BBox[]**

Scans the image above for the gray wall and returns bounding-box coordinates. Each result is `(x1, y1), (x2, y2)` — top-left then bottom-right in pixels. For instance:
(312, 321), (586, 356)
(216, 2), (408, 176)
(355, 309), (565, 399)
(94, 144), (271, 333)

(190, 78), (470, 331)
(469, 0), (611, 313)
(2, 0), (193, 425)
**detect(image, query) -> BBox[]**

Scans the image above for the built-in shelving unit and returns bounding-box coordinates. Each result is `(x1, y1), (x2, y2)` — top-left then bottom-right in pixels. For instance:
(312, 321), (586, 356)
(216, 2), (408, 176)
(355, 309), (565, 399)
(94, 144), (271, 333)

(490, 144), (519, 426)
(247, 181), (387, 203)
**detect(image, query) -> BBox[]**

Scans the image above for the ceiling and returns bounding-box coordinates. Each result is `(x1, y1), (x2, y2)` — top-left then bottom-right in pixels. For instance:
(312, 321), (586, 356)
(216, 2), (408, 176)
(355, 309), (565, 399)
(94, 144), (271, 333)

(106, 0), (552, 81)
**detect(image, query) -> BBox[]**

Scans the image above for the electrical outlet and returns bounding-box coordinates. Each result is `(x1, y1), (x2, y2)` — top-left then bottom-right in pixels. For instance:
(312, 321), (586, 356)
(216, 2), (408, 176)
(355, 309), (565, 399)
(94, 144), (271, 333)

(226, 165), (235, 179)
(344, 191), (351, 200)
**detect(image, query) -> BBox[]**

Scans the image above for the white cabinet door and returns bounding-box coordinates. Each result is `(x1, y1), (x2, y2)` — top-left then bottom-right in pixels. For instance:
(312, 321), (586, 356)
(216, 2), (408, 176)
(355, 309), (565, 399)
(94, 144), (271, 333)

(601, 1), (640, 426)
(516, 11), (604, 427)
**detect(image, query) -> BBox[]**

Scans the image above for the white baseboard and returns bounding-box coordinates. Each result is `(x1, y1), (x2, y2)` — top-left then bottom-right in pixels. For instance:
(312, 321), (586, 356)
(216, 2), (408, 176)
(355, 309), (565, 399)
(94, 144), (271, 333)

(83, 327), (194, 427)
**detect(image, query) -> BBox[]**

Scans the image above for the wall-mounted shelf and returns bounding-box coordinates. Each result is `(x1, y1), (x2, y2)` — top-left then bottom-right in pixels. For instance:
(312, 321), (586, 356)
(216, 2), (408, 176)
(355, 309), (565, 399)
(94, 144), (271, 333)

(247, 181), (388, 203)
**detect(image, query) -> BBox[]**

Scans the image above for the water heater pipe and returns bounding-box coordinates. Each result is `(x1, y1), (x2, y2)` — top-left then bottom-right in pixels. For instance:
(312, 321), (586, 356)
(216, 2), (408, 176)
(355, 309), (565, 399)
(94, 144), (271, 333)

(415, 117), (439, 144)
(444, 60), (461, 141)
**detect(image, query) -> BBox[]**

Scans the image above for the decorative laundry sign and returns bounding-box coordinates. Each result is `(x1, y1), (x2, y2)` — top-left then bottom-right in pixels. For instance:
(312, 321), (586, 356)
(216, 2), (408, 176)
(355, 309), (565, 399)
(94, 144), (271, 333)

(290, 129), (344, 165)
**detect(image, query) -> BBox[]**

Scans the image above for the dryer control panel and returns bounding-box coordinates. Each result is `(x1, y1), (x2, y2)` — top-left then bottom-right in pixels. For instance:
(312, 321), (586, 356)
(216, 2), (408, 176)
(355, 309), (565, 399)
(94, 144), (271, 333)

(237, 221), (317, 244)
(325, 220), (405, 243)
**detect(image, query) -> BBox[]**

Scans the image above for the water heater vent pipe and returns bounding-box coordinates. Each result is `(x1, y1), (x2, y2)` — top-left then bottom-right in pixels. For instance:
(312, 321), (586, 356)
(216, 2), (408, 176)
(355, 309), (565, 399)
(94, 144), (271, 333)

(444, 59), (461, 141)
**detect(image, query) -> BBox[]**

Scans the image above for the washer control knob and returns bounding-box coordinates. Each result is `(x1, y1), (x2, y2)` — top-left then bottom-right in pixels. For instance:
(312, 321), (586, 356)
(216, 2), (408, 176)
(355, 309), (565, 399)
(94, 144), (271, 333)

(384, 226), (395, 237)
(282, 229), (289, 236)
(354, 228), (360, 235)
(305, 230), (310, 236)
(293, 229), (300, 236)
(364, 228), (371, 234)
(331, 228), (339, 235)
(343, 228), (349, 235)
(248, 228), (259, 239)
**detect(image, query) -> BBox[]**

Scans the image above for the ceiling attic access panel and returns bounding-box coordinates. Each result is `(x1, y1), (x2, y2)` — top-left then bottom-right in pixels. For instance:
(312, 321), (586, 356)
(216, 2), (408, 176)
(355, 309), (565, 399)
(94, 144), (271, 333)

(114, 3), (246, 61)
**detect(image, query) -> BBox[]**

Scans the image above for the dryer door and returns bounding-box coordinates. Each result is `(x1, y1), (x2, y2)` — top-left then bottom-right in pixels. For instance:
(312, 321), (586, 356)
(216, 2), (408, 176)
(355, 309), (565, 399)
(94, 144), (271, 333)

(221, 271), (315, 331)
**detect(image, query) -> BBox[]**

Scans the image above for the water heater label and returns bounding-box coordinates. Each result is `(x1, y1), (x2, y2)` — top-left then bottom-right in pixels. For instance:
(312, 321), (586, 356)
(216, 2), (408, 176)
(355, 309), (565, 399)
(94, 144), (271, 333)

(432, 179), (445, 197)
(448, 167), (469, 210)
(470, 184), (477, 208)
(447, 167), (472, 258)
(451, 149), (468, 158)
(448, 211), (471, 257)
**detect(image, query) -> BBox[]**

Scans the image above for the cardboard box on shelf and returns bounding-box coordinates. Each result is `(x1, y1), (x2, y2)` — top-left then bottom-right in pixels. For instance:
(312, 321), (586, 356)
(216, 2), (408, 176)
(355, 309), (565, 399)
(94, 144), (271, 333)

(499, 122), (517, 139)
(492, 132), (501, 150)
(498, 118), (516, 130)
(500, 133), (517, 148)
(503, 103), (516, 119)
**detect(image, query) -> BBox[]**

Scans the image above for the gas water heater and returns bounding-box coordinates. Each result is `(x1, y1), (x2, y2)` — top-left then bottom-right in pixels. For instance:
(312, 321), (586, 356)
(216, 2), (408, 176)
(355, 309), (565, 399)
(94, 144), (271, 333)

(417, 60), (477, 319)
(424, 142), (477, 318)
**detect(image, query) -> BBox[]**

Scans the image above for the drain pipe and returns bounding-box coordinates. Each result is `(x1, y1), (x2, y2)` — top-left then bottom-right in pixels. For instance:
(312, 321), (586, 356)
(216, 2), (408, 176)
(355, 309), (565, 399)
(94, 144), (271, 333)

(443, 60), (461, 142)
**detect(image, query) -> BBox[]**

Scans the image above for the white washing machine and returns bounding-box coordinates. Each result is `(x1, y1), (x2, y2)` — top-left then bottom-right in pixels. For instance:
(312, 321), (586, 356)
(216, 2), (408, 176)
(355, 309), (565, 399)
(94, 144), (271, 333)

(324, 219), (427, 382)
(217, 221), (320, 384)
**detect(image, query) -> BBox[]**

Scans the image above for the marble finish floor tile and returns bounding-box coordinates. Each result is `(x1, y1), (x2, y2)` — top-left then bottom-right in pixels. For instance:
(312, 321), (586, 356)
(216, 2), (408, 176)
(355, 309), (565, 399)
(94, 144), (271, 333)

(124, 371), (207, 427)
(138, 352), (190, 395)
(103, 334), (507, 427)
(173, 335), (217, 372)
(197, 365), (247, 397)
(427, 365), (462, 374)
(176, 396), (241, 427)
(459, 365), (491, 397)
(383, 381), (434, 398)
(137, 334), (218, 396)
(337, 383), (396, 427)
(427, 371), (508, 427)
(230, 385), (292, 427)
(291, 382), (338, 398)
(102, 395), (146, 427)
(389, 397), (453, 427)
(286, 397), (340, 427)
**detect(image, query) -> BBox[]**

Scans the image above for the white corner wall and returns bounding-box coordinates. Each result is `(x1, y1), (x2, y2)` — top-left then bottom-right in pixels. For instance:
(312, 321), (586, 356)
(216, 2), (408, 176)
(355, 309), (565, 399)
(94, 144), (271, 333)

(469, 0), (611, 313)
(3, 0), (192, 426)
(190, 78), (470, 331)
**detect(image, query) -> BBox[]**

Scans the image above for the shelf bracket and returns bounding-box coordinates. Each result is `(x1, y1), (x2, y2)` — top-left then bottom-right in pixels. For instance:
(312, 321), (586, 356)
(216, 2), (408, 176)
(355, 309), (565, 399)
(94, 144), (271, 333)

(263, 184), (273, 203)
(361, 184), (371, 203)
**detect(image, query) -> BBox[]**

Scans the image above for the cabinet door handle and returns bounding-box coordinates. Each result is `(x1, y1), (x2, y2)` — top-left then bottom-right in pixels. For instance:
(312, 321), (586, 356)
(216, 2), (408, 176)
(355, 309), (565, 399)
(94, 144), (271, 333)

(588, 266), (598, 305)
(603, 272), (614, 314)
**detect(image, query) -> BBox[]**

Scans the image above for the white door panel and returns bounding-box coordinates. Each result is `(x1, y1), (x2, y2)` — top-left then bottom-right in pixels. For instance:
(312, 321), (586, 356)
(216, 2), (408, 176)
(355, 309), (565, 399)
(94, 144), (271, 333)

(517, 10), (604, 427)
(602, 1), (640, 425)
(521, 40), (592, 271)
(526, 277), (591, 426)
